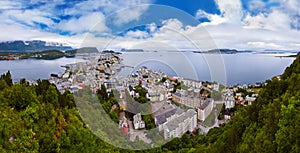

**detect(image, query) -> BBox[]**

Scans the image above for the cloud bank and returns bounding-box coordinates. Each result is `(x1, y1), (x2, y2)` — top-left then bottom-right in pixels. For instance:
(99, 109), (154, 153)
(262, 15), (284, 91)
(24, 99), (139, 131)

(0, 0), (299, 51)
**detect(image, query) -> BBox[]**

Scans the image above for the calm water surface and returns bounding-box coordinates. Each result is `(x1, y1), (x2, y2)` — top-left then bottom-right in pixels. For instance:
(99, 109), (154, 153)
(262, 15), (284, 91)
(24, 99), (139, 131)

(0, 52), (296, 85)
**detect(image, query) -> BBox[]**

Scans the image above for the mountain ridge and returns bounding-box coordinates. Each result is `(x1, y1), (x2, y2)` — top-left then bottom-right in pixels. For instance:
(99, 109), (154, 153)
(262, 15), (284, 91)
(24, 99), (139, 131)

(0, 40), (73, 53)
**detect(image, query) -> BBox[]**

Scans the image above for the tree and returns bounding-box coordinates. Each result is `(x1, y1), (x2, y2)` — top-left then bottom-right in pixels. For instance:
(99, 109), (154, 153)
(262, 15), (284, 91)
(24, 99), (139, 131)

(0, 71), (13, 86)
(97, 84), (108, 101)
(45, 85), (59, 107)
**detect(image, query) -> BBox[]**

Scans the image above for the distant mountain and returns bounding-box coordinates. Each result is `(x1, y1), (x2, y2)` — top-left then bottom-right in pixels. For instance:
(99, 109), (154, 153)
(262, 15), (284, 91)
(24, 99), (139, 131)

(76, 47), (99, 53)
(208, 49), (238, 53)
(193, 49), (253, 54)
(65, 47), (99, 55)
(0, 40), (72, 53)
(120, 48), (144, 52)
(262, 49), (300, 53)
(102, 50), (122, 54)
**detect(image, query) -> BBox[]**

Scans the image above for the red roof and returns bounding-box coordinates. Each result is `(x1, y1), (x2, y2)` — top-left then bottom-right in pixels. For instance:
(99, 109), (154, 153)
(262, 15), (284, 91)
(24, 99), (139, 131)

(79, 84), (86, 88)
(121, 126), (128, 134)
(168, 77), (177, 81)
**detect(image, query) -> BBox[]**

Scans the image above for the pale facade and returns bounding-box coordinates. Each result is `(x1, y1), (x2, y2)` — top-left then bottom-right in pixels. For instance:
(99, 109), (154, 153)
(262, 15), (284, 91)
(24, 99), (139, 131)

(163, 109), (197, 140)
(197, 98), (214, 121)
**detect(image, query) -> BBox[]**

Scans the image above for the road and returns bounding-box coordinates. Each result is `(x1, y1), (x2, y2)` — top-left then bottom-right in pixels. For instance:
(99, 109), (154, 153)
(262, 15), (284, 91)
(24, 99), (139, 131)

(128, 120), (152, 144)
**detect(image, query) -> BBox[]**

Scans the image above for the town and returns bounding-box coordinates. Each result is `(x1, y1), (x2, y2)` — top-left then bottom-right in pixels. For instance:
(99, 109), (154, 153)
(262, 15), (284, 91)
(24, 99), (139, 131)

(47, 52), (261, 143)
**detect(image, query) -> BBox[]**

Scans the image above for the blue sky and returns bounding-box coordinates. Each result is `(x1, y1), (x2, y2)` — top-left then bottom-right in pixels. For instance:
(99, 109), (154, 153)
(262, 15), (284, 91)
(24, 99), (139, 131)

(0, 0), (299, 50)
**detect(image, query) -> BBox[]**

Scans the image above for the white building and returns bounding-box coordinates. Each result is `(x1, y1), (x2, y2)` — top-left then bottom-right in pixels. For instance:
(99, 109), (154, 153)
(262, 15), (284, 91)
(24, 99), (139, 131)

(133, 113), (145, 130)
(213, 83), (219, 91)
(225, 96), (235, 109)
(224, 89), (235, 109)
(163, 109), (197, 140)
(182, 79), (202, 89)
(197, 98), (214, 121)
(153, 101), (183, 131)
(245, 95), (256, 105)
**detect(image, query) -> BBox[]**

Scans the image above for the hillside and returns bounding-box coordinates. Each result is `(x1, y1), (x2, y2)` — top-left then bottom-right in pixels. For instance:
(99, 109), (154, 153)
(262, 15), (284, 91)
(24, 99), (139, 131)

(33, 50), (65, 60)
(0, 54), (299, 152)
(0, 40), (72, 53)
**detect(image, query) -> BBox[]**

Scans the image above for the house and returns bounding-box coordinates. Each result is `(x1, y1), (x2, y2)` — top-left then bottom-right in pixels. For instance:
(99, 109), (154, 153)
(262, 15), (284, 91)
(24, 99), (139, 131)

(75, 74), (85, 83)
(224, 96), (235, 109)
(147, 89), (161, 102)
(213, 83), (219, 91)
(197, 98), (214, 121)
(163, 109), (197, 140)
(69, 86), (79, 93)
(147, 87), (167, 102)
(133, 113), (145, 130)
(245, 95), (256, 105)
(119, 112), (129, 135)
(236, 93), (242, 97)
(182, 79), (202, 89)
(104, 79), (115, 90)
(224, 109), (231, 120)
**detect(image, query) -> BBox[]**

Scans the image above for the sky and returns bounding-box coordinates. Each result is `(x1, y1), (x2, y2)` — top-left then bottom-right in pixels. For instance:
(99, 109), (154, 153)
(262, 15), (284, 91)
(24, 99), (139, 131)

(0, 0), (300, 51)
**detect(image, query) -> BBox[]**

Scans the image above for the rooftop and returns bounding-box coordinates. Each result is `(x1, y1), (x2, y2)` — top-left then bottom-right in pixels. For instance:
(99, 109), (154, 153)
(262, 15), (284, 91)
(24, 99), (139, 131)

(153, 101), (183, 125)
(199, 98), (213, 110)
(165, 109), (197, 131)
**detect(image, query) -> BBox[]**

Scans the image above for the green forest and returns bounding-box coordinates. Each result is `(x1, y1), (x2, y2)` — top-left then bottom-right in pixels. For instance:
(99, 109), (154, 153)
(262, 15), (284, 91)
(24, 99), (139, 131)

(0, 54), (299, 152)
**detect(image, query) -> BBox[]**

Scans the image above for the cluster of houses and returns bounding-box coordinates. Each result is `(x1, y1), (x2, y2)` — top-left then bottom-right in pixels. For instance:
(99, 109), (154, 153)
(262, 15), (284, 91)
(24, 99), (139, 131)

(46, 53), (231, 141)
(236, 92), (258, 105)
(222, 87), (259, 120)
(114, 67), (216, 140)
(124, 67), (174, 102)
(49, 53), (121, 94)
(172, 79), (215, 122)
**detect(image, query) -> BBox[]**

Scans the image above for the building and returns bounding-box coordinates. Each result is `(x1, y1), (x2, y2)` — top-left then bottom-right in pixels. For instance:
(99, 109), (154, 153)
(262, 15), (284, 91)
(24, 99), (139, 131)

(224, 109), (231, 120)
(147, 87), (167, 102)
(162, 109), (197, 140)
(119, 112), (129, 135)
(197, 98), (214, 121)
(182, 79), (202, 89)
(213, 83), (219, 91)
(225, 96), (235, 109)
(153, 101), (183, 131)
(172, 89), (205, 108)
(224, 89), (235, 109)
(133, 113), (145, 130)
(245, 95), (256, 105)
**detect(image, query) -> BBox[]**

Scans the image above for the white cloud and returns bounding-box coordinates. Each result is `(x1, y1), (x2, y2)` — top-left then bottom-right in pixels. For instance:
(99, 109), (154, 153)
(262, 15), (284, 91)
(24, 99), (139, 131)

(56, 12), (108, 34)
(113, 5), (149, 26)
(243, 9), (291, 30)
(215, 0), (243, 23)
(160, 18), (183, 31)
(147, 23), (157, 33)
(188, 0), (300, 50)
(247, 42), (283, 49)
(0, 0), (299, 52)
(248, 0), (266, 12)
(195, 10), (209, 20)
(0, 1), (23, 10)
(2, 9), (54, 27)
(125, 30), (149, 39)
(195, 9), (226, 25)
(1, 27), (74, 48)
(63, 0), (152, 26)
(283, 0), (300, 15)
